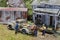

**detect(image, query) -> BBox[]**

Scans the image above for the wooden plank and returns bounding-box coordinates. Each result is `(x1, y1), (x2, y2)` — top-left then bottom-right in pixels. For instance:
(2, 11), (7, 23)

(0, 7), (27, 11)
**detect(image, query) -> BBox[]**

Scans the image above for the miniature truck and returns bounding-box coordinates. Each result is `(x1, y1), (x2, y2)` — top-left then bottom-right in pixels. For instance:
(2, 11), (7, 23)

(7, 19), (26, 30)
(7, 19), (36, 34)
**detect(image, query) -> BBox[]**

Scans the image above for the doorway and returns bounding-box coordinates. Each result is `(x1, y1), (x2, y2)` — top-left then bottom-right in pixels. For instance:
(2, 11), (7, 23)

(35, 15), (42, 25)
(50, 16), (53, 26)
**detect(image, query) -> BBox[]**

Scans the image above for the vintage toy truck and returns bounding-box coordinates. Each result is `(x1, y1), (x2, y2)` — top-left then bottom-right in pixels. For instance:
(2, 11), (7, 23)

(7, 19), (36, 34)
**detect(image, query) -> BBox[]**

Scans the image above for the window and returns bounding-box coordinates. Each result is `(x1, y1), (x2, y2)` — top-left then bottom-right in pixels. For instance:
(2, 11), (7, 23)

(49, 5), (52, 8)
(39, 15), (41, 18)
(37, 15), (41, 18)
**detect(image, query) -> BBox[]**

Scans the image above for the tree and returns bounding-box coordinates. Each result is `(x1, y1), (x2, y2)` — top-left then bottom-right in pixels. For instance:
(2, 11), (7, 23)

(0, 0), (7, 7)
(23, 0), (33, 20)
(23, 0), (33, 15)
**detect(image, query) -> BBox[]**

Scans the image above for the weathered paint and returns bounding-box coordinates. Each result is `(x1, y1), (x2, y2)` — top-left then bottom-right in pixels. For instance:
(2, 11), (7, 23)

(0, 8), (27, 24)
(7, 0), (25, 7)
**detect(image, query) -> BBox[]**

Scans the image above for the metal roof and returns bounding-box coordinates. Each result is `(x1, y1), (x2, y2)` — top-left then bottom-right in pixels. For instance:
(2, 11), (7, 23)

(32, 0), (60, 5)
(48, 0), (60, 5)
(34, 8), (59, 14)
(0, 7), (27, 11)
(7, 0), (25, 7)
(31, 0), (40, 5)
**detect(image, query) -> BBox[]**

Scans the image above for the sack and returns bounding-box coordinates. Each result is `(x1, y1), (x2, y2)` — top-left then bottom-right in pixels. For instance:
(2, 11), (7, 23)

(39, 27), (44, 31)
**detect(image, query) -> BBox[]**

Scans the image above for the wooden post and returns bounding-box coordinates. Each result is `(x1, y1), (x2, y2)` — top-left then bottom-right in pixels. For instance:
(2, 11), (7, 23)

(10, 11), (14, 21)
(3, 11), (6, 22)
(55, 16), (57, 30)
(33, 14), (35, 23)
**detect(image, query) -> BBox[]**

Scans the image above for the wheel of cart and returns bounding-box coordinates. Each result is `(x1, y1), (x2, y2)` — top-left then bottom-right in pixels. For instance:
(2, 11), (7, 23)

(7, 25), (14, 30)
(22, 29), (27, 34)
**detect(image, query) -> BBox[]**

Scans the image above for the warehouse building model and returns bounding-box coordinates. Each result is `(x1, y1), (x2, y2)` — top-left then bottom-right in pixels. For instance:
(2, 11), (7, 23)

(32, 0), (60, 29)
(0, 0), (27, 24)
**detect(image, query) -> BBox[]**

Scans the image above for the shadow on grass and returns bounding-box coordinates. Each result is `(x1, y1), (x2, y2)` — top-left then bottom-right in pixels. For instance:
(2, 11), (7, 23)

(8, 29), (35, 37)
(19, 32), (36, 37)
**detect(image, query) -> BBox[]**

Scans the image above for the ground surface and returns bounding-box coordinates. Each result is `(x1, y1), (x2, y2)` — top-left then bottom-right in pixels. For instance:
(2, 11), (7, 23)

(0, 24), (60, 40)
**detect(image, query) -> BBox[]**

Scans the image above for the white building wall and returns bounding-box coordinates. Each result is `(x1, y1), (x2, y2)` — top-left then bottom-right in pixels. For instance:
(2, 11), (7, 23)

(49, 0), (56, 4)
(14, 11), (21, 20)
(33, 14), (35, 23)
(42, 15), (45, 24)
(10, 11), (14, 21)
(32, 5), (37, 9)
(45, 15), (50, 26)
(5, 11), (11, 22)
(2, 11), (5, 22)
(0, 11), (27, 24)
(1, 12), (4, 22)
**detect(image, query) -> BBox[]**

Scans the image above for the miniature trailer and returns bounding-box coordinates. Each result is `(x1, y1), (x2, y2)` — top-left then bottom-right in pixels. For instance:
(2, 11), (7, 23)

(0, 7), (27, 24)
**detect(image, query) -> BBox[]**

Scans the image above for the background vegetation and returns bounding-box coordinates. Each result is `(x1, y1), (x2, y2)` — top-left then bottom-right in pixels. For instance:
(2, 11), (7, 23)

(24, 0), (33, 15)
(0, 0), (7, 7)
(23, 0), (33, 20)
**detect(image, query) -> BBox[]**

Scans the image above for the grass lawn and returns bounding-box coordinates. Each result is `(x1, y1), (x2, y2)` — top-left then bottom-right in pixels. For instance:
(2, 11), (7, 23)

(0, 24), (35, 40)
(0, 24), (60, 40)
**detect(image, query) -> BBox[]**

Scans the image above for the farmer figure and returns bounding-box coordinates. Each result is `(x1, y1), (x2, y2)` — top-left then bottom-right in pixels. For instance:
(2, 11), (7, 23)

(33, 25), (38, 37)
(42, 24), (46, 36)
(15, 21), (19, 34)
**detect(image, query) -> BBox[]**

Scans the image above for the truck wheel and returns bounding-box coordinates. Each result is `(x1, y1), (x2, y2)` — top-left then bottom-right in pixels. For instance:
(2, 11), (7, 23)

(7, 25), (13, 30)
(22, 29), (27, 34)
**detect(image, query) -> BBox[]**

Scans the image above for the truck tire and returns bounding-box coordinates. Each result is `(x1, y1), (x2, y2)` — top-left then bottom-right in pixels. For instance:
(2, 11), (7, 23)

(7, 25), (13, 30)
(22, 29), (27, 34)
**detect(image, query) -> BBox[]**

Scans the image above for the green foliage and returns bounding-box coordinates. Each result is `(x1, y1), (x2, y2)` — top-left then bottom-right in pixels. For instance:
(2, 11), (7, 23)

(24, 0), (33, 15)
(0, 0), (7, 7)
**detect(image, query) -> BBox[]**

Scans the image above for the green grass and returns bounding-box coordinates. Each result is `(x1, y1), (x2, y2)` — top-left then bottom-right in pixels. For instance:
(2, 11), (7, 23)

(0, 24), (60, 40)
(0, 24), (35, 40)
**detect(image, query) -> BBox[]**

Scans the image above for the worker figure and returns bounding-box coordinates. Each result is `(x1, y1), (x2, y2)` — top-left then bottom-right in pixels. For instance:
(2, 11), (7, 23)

(15, 21), (19, 34)
(33, 25), (38, 37)
(42, 24), (46, 36)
